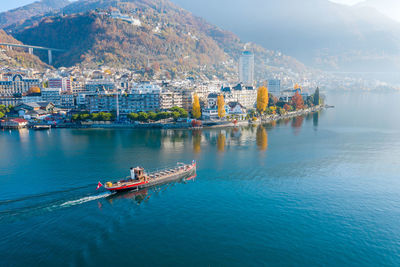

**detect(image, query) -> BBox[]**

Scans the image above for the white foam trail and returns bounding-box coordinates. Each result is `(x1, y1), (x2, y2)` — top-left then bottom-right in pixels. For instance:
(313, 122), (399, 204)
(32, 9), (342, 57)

(61, 193), (111, 207)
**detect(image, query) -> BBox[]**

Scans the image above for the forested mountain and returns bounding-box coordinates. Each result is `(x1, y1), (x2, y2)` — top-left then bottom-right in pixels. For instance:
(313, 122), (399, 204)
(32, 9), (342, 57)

(0, 0), (70, 29)
(171, 0), (400, 72)
(9, 0), (311, 79)
(0, 30), (49, 69)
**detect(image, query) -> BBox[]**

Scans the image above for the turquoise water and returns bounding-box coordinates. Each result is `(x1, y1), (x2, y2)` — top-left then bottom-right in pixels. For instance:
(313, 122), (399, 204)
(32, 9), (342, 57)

(1, 92), (400, 266)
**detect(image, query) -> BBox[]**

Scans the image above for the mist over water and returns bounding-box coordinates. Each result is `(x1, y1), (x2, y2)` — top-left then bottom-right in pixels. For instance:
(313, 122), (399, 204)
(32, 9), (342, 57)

(1, 91), (400, 265)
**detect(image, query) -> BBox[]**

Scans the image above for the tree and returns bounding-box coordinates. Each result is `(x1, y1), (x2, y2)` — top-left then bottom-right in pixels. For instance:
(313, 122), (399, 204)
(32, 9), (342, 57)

(170, 106), (188, 118)
(283, 104), (292, 112)
(171, 111), (180, 120)
(80, 114), (90, 121)
(180, 110), (188, 118)
(256, 86), (269, 114)
(91, 113), (99, 121)
(156, 112), (170, 121)
(313, 87), (320, 106)
(0, 111), (4, 119)
(147, 112), (157, 121)
(102, 113), (113, 121)
(138, 112), (149, 122)
(291, 91), (304, 110)
(128, 113), (139, 121)
(71, 114), (80, 121)
(217, 94), (225, 118)
(268, 93), (278, 107)
(192, 93), (201, 119)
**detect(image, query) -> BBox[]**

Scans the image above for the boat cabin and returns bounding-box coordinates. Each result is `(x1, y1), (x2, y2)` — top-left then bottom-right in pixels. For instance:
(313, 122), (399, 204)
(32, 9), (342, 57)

(130, 167), (146, 181)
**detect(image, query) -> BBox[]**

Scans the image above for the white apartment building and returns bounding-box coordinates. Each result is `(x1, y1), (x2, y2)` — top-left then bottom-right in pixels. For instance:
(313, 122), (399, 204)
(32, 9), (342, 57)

(239, 51), (255, 86)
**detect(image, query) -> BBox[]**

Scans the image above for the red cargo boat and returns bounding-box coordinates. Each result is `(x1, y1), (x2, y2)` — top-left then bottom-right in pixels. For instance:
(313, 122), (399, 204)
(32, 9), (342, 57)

(103, 161), (196, 192)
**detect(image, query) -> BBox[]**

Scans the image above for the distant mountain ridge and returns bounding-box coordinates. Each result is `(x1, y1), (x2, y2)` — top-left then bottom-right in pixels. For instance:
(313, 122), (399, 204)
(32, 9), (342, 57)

(171, 0), (400, 72)
(0, 0), (70, 29)
(356, 0), (400, 22)
(8, 0), (311, 79)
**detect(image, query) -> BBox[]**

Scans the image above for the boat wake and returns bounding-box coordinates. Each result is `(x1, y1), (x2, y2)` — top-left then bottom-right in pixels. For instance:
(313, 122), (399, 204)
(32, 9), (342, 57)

(0, 189), (113, 223)
(0, 184), (95, 206)
(60, 193), (112, 207)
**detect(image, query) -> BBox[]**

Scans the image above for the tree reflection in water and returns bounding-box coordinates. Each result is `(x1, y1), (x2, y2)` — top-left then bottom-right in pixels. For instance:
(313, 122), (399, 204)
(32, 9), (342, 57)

(192, 129), (202, 154)
(256, 125), (268, 151)
(291, 116), (304, 135)
(217, 132), (226, 152)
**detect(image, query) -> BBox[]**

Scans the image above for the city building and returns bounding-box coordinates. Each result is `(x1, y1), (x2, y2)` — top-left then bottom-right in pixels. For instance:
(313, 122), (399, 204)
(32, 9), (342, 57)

(0, 118), (28, 129)
(85, 83), (187, 114)
(85, 79), (115, 93)
(48, 77), (71, 92)
(221, 83), (257, 109)
(0, 74), (40, 97)
(239, 51), (255, 85)
(41, 88), (61, 107)
(268, 79), (281, 95)
(60, 93), (75, 109)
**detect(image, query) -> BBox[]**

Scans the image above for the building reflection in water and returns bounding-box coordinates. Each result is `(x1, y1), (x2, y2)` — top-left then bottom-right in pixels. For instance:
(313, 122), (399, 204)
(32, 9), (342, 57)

(313, 112), (319, 128)
(256, 125), (268, 151)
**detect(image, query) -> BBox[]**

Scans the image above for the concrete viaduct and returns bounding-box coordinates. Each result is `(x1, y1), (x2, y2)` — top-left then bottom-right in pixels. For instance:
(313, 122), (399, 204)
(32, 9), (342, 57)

(0, 43), (66, 65)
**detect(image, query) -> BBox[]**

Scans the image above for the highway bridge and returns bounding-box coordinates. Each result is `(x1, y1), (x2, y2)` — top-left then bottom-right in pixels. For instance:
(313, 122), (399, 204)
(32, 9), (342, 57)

(0, 43), (66, 65)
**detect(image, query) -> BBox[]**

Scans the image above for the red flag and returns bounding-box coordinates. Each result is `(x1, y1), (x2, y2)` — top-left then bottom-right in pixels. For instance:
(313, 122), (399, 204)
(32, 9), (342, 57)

(96, 182), (103, 190)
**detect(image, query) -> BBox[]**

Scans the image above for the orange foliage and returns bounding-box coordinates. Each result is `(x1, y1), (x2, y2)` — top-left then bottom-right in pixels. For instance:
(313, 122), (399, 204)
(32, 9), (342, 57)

(291, 91), (304, 110)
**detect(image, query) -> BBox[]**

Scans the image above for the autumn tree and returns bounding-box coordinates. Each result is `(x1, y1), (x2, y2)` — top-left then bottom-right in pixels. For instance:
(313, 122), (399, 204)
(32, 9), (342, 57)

(192, 93), (201, 119)
(291, 91), (304, 110)
(256, 86), (269, 114)
(294, 83), (301, 90)
(217, 94), (226, 118)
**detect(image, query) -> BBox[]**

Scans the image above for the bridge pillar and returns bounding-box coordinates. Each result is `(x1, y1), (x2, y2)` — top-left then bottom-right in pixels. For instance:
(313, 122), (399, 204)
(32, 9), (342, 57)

(48, 50), (52, 65)
(28, 47), (33, 55)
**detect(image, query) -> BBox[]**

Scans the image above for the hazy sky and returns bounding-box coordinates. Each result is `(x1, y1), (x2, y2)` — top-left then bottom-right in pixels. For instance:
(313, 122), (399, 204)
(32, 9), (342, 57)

(0, 0), (365, 12)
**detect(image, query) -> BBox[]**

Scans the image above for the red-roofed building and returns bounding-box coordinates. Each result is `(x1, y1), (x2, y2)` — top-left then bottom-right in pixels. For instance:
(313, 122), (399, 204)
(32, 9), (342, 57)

(1, 118), (28, 129)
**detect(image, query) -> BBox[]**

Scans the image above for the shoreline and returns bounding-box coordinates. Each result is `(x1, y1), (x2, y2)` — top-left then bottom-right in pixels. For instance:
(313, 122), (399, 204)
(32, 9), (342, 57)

(2, 105), (326, 130)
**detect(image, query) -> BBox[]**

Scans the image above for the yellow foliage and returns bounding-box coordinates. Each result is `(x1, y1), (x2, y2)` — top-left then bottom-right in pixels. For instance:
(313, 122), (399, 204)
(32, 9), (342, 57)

(192, 93), (201, 119)
(217, 94), (226, 118)
(256, 86), (269, 113)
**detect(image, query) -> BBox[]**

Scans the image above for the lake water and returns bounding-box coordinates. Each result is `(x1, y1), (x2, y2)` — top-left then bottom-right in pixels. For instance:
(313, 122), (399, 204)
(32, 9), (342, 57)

(1, 92), (400, 266)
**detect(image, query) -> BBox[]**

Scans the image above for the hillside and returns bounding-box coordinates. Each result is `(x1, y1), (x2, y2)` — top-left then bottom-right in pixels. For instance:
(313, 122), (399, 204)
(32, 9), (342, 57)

(172, 0), (400, 72)
(10, 0), (312, 79)
(0, 0), (70, 29)
(0, 30), (49, 69)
